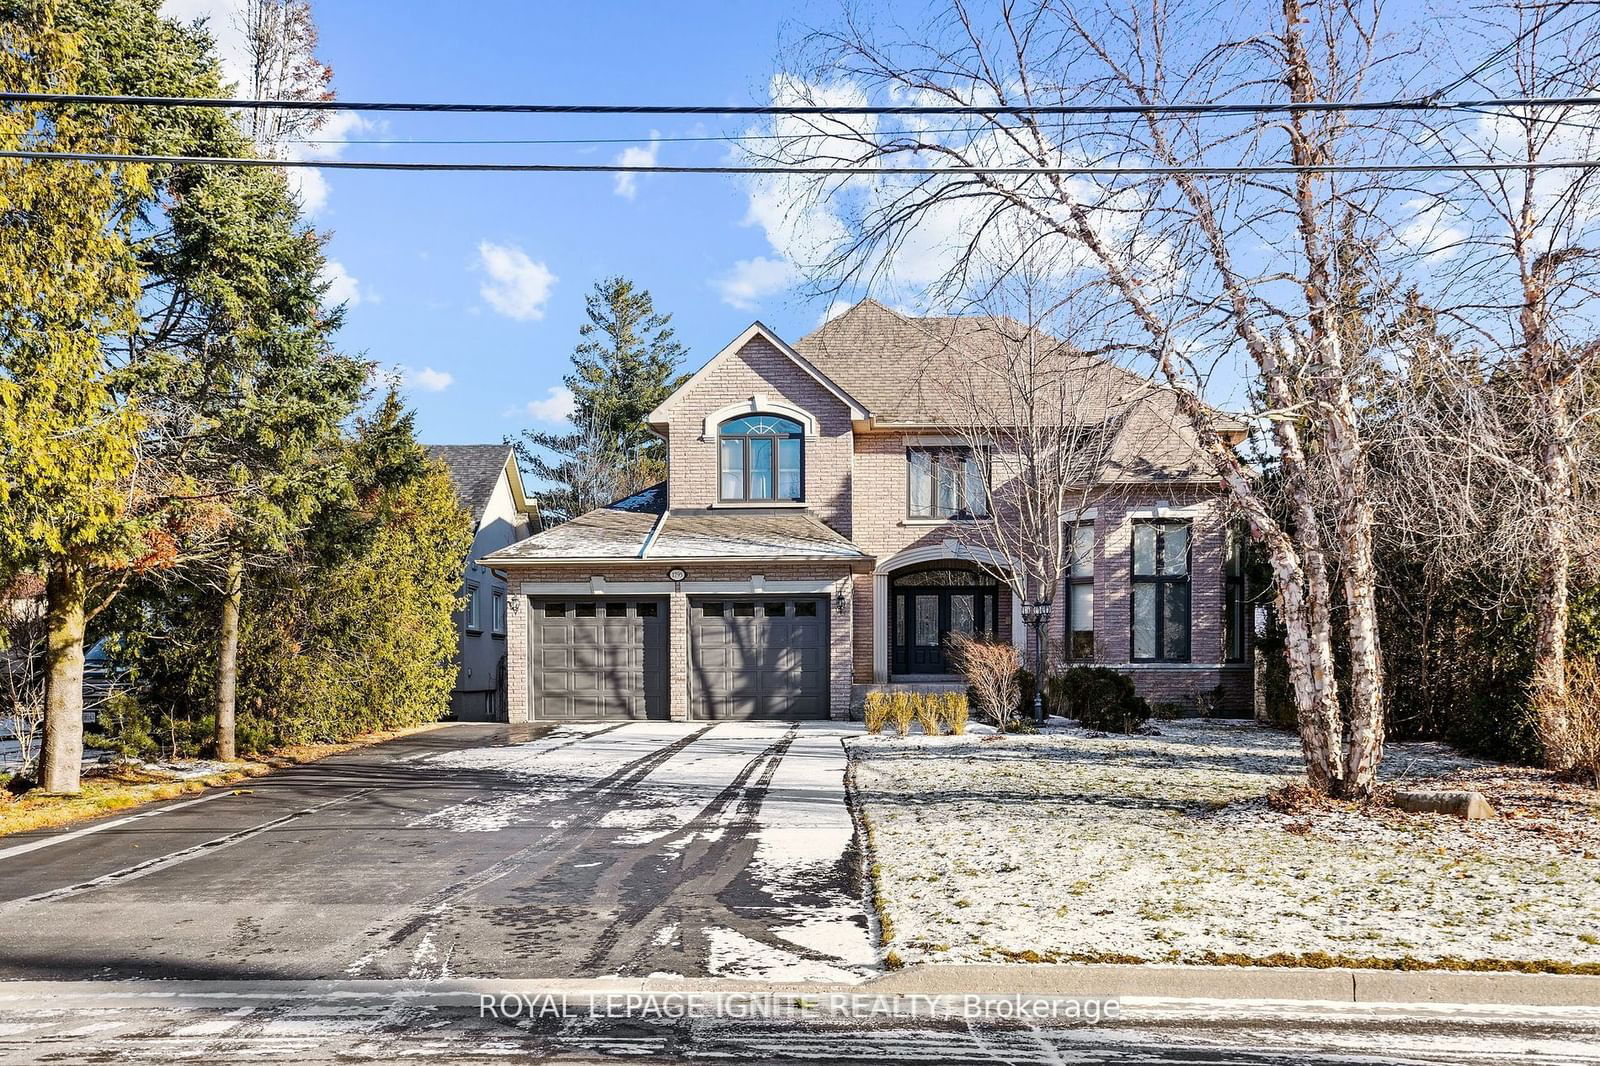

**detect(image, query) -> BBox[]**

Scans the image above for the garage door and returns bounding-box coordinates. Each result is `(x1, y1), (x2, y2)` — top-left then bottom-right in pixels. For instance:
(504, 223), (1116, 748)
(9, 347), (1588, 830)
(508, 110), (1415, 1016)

(690, 597), (829, 720)
(528, 599), (667, 720)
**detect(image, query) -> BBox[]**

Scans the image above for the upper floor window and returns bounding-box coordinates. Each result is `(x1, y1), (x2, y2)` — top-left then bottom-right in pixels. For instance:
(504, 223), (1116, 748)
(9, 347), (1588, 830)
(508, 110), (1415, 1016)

(463, 581), (482, 634)
(719, 415), (803, 502)
(908, 447), (988, 520)
(1131, 519), (1190, 662)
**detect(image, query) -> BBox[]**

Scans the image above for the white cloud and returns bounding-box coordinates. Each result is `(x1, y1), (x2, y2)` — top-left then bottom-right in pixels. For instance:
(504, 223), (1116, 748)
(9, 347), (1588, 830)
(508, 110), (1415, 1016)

(320, 259), (361, 307)
(714, 255), (796, 311)
(404, 366), (454, 392)
(817, 298), (853, 325)
(477, 241), (558, 321)
(283, 113), (381, 215)
(162, 0), (249, 88)
(613, 132), (660, 200)
(524, 386), (576, 423)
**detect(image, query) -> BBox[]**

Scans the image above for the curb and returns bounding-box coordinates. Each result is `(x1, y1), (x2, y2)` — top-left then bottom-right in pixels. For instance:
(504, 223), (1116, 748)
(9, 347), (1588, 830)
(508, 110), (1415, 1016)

(2, 965), (1598, 1010)
(870, 963), (1600, 1007)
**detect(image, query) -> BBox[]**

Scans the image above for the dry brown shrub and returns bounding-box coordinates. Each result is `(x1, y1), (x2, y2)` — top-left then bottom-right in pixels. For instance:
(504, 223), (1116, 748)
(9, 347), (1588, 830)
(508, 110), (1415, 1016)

(947, 633), (1020, 731)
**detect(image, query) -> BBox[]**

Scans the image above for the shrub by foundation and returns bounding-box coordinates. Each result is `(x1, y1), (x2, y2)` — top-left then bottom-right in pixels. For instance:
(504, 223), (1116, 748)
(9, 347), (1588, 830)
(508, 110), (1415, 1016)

(888, 691), (917, 737)
(940, 691), (969, 735)
(1048, 666), (1152, 733)
(863, 692), (892, 735)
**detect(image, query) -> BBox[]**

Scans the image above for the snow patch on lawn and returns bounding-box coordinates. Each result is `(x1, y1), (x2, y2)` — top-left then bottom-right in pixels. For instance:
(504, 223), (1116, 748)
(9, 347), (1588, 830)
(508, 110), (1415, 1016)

(852, 721), (1600, 968)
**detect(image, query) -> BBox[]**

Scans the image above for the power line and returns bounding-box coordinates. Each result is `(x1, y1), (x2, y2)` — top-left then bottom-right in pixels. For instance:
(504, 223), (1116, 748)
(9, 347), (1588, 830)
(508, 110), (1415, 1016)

(1426, 0), (1600, 101)
(6, 148), (1600, 177)
(6, 90), (1600, 116)
(284, 124), (1003, 147)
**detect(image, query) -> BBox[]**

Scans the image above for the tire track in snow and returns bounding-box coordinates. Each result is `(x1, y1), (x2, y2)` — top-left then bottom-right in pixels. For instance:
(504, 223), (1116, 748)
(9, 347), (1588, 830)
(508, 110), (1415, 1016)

(349, 724), (717, 976)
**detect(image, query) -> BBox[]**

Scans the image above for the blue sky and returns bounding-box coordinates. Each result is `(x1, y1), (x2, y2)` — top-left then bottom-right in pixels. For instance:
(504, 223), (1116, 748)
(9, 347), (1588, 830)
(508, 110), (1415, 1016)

(166, 1), (855, 445)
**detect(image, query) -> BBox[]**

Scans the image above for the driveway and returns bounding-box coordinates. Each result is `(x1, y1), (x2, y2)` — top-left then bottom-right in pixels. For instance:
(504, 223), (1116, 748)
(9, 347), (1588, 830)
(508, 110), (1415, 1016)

(0, 721), (875, 982)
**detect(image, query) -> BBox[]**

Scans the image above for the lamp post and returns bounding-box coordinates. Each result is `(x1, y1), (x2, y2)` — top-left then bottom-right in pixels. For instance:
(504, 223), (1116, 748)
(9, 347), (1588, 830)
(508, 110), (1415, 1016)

(1020, 600), (1051, 724)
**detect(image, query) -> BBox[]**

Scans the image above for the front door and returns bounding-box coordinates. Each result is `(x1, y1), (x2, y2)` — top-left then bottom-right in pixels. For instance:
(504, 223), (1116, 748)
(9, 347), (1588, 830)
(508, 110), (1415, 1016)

(892, 571), (998, 676)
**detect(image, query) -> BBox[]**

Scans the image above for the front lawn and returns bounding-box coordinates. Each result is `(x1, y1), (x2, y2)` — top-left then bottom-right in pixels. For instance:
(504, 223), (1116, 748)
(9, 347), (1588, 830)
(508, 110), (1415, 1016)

(849, 721), (1600, 972)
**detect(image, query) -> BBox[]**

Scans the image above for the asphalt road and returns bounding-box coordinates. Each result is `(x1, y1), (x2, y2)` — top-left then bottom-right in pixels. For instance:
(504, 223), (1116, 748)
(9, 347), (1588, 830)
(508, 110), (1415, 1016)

(0, 982), (1596, 1065)
(0, 721), (873, 982)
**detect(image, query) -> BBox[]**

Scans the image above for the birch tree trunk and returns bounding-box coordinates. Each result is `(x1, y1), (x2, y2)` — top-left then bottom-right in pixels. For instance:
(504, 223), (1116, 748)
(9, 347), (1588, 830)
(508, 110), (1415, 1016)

(214, 549), (244, 762)
(1281, 0), (1385, 795)
(40, 560), (87, 795)
(1527, 301), (1574, 761)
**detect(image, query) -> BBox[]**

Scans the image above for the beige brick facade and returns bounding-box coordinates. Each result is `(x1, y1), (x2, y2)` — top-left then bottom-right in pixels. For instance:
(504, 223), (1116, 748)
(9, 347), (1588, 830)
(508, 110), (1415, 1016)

(660, 334), (856, 537)
(499, 561), (856, 723)
(497, 328), (1251, 721)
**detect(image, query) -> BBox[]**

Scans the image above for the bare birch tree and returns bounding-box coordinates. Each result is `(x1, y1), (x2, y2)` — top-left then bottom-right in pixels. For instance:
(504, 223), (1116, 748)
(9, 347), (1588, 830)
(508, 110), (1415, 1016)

(1395, 0), (1600, 768)
(757, 0), (1407, 795)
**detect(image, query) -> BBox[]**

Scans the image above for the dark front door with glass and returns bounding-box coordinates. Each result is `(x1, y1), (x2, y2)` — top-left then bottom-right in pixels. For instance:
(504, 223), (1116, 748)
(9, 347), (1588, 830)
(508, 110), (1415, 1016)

(891, 568), (998, 676)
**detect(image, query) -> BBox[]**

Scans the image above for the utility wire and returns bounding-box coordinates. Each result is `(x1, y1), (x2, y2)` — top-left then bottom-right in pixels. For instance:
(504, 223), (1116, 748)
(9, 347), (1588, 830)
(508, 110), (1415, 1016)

(6, 148), (1600, 176)
(284, 124), (1010, 147)
(1425, 0), (1600, 101)
(6, 90), (1600, 116)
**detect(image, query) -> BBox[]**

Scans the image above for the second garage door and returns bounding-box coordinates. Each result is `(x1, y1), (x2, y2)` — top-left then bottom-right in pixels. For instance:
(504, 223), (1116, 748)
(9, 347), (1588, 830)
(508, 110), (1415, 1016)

(528, 599), (667, 720)
(690, 597), (829, 720)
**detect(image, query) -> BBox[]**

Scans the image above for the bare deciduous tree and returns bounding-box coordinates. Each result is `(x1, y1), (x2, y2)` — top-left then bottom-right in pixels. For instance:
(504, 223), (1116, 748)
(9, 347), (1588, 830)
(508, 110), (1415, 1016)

(1394, 0), (1600, 768)
(237, 0), (334, 152)
(757, 0), (1406, 795)
(921, 266), (1144, 679)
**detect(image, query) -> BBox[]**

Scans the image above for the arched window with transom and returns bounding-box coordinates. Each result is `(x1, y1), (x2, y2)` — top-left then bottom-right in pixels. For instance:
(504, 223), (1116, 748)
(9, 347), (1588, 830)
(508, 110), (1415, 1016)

(718, 414), (803, 501)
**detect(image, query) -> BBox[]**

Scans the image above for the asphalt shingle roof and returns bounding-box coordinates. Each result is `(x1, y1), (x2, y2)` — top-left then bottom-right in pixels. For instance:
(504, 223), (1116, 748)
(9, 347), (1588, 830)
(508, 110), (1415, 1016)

(649, 509), (868, 560)
(483, 483), (666, 563)
(427, 444), (515, 522)
(796, 299), (1230, 481)
(481, 482), (869, 566)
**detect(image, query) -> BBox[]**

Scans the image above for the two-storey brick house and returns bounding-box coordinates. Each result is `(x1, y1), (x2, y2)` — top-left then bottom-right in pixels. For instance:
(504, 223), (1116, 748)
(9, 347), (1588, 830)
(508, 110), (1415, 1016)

(482, 299), (1252, 723)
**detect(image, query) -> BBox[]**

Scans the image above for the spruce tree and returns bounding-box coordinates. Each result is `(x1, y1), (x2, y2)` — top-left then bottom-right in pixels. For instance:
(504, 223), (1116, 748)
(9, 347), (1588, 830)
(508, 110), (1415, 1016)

(515, 277), (688, 522)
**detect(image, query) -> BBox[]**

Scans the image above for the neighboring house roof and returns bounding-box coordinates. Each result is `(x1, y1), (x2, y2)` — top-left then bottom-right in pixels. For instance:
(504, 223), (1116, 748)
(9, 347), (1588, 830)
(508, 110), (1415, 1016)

(427, 444), (538, 526)
(480, 482), (870, 566)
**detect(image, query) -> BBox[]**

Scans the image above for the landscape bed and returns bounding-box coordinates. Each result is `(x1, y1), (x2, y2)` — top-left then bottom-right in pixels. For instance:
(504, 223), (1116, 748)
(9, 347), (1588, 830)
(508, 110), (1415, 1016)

(848, 720), (1600, 972)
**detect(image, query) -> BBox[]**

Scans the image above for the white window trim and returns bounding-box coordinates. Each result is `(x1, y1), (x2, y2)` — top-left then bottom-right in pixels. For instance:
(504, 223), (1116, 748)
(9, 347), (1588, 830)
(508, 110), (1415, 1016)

(491, 589), (507, 636)
(464, 582), (482, 633)
(872, 541), (1023, 683)
(698, 395), (820, 441)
